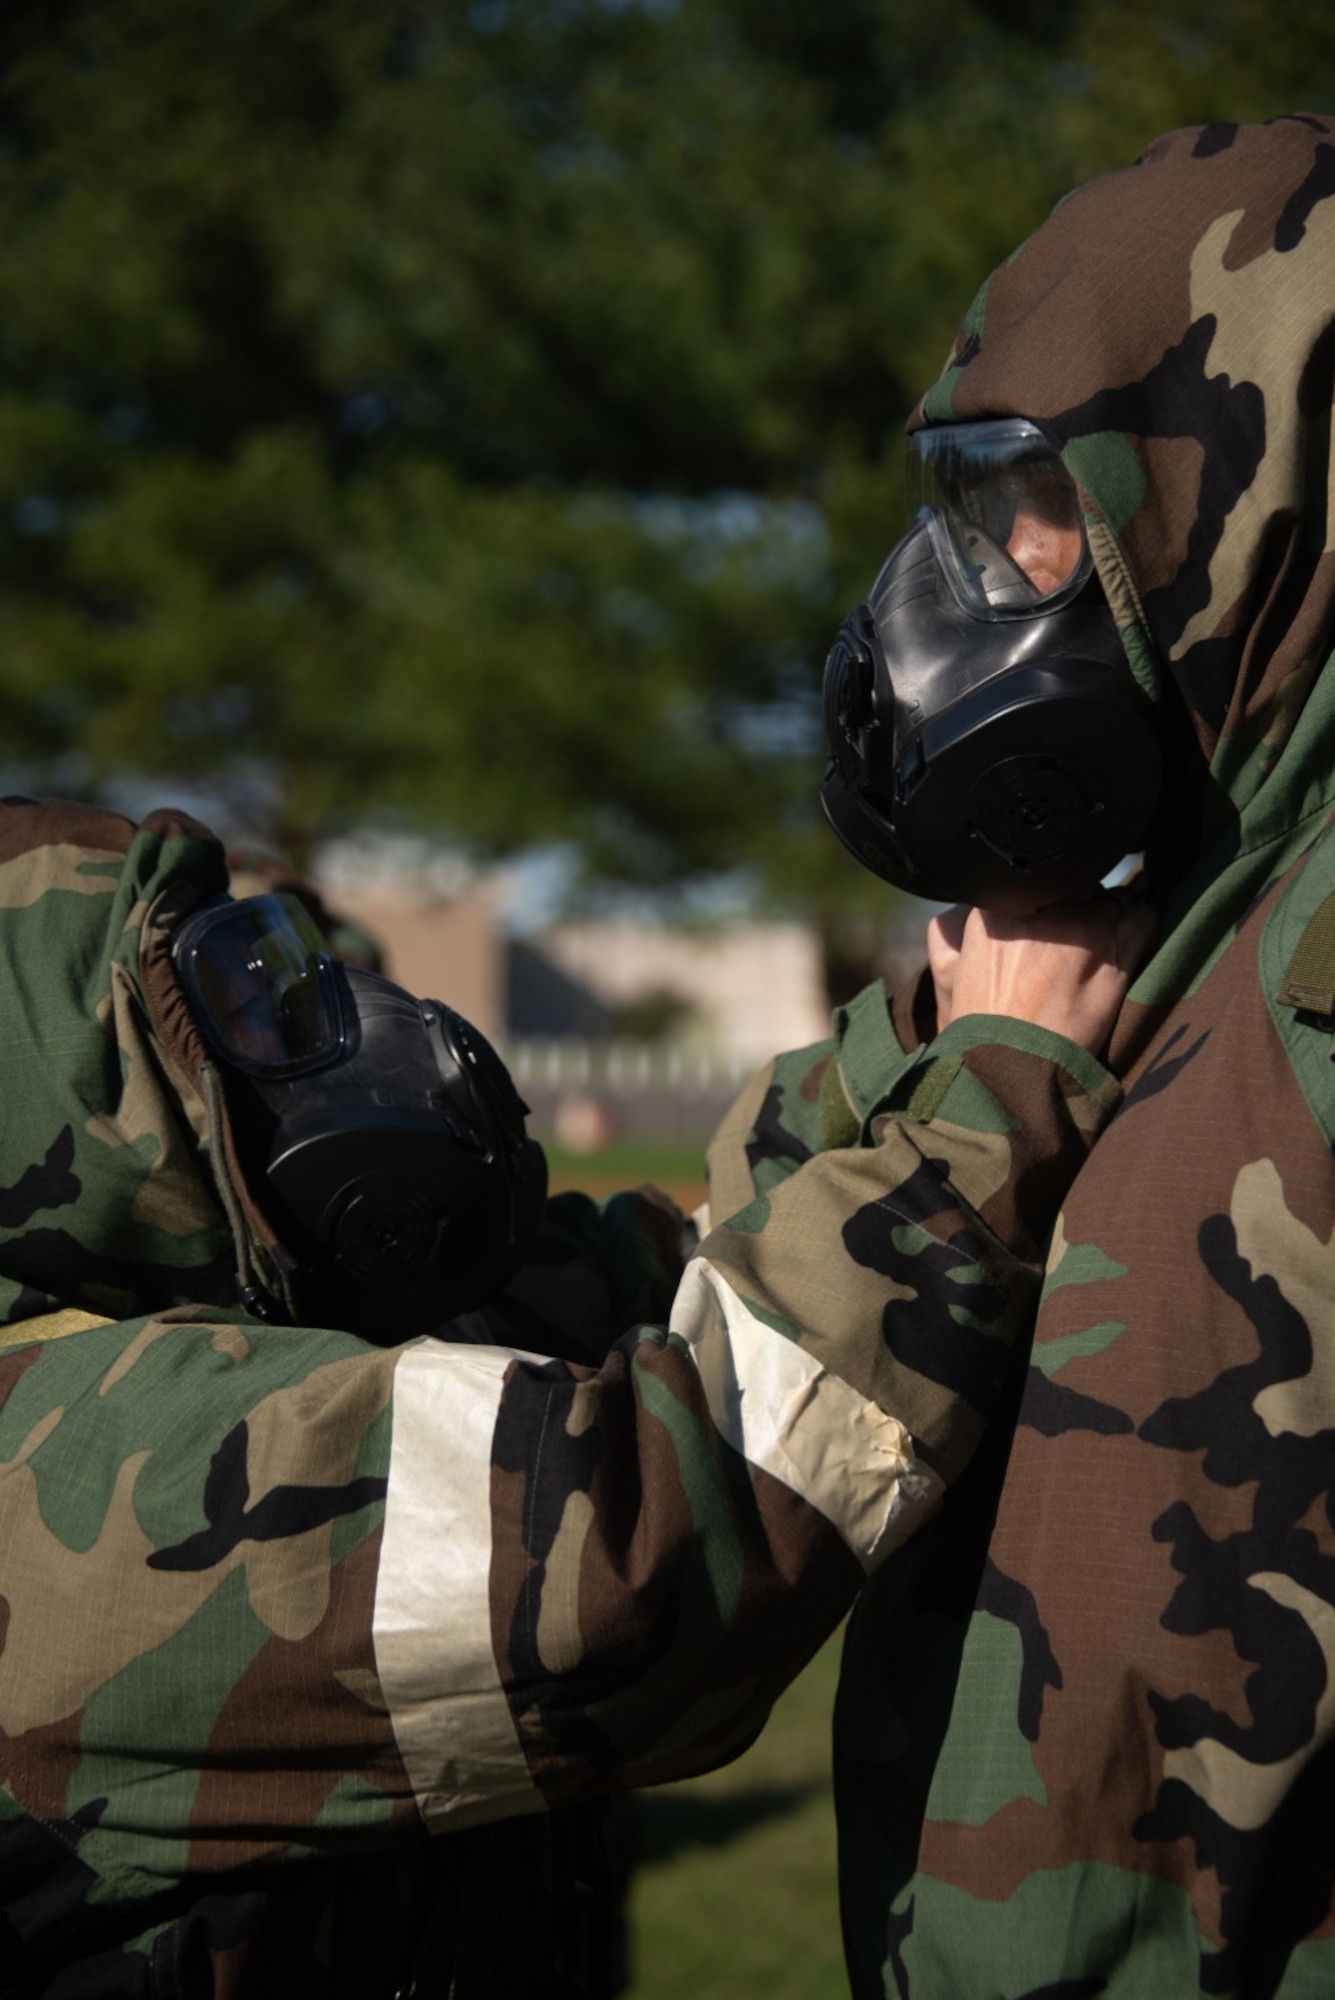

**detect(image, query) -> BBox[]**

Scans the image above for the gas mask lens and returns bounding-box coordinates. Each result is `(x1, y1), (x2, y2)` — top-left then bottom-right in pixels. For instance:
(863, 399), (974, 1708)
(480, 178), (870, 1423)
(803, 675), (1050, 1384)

(909, 418), (1091, 620)
(172, 892), (346, 1078)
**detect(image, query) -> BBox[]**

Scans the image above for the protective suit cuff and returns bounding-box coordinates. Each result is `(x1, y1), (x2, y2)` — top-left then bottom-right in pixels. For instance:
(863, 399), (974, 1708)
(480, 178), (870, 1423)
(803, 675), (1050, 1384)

(866, 1013), (1118, 1135)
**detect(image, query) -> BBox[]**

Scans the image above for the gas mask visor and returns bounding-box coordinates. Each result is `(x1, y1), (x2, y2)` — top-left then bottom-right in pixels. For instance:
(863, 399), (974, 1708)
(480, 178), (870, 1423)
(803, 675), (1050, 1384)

(171, 891), (346, 1079)
(909, 417), (1092, 620)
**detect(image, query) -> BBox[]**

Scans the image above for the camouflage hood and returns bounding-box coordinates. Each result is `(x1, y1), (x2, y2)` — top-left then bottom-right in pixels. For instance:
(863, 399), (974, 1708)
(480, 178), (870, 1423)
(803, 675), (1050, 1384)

(919, 115), (1335, 966)
(0, 797), (268, 1326)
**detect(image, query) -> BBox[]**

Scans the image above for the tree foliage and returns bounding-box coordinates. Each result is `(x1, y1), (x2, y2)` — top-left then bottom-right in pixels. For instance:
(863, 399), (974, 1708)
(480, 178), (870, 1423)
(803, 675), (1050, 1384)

(1, 0), (1333, 929)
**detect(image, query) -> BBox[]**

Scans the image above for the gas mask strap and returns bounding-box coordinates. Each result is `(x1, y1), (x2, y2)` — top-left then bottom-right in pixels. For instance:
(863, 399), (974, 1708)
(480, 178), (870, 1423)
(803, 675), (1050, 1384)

(199, 1061), (294, 1322)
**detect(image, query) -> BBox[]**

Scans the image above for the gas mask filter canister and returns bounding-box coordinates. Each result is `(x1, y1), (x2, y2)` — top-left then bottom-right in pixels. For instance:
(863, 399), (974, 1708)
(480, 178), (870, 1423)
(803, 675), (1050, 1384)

(820, 419), (1163, 913)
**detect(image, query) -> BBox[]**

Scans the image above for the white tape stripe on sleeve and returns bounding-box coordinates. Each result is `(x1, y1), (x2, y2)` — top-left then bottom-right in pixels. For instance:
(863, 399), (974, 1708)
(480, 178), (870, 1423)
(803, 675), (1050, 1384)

(669, 1257), (943, 1569)
(374, 1342), (543, 1831)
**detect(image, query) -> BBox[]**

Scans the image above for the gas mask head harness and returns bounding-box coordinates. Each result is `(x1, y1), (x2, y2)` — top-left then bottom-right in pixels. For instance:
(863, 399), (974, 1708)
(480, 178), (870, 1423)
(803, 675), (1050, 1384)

(172, 891), (547, 1339)
(821, 417), (1163, 912)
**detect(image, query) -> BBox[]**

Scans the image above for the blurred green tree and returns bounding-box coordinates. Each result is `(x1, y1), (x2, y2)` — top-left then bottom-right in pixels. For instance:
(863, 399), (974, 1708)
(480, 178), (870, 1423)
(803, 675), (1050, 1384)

(0, 0), (1332, 959)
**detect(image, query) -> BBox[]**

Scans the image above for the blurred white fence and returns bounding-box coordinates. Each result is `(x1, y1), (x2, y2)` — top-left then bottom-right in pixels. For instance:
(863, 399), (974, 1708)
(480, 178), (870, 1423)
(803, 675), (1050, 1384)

(506, 1037), (751, 1097)
(503, 1037), (754, 1141)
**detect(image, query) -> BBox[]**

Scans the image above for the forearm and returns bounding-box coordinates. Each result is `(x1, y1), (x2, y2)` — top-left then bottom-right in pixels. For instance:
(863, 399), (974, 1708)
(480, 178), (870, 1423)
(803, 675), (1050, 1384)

(702, 1013), (1121, 1490)
(482, 1022), (1119, 1796)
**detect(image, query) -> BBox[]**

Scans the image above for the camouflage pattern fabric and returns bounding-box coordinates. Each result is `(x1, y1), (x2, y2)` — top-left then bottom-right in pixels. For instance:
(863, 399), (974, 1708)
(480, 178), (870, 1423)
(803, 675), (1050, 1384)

(710, 115), (1335, 1998)
(0, 798), (1119, 1995)
(0, 800), (238, 1328)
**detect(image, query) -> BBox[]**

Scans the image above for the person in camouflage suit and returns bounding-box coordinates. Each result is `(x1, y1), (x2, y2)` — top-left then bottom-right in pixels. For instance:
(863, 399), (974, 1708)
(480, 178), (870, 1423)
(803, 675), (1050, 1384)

(709, 114), (1335, 1998)
(0, 794), (1138, 1996)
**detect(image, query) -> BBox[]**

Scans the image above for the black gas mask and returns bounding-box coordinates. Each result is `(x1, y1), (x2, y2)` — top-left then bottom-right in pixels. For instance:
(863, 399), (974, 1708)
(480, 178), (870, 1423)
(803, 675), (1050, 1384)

(172, 892), (547, 1339)
(821, 419), (1163, 913)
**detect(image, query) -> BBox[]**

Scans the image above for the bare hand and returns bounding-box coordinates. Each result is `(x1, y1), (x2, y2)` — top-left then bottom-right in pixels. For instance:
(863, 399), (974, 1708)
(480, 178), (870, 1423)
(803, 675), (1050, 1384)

(926, 895), (1155, 1054)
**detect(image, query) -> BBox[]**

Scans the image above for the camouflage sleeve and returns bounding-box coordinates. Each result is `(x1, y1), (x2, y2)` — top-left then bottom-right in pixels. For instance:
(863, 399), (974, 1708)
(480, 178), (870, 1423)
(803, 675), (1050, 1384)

(706, 969), (934, 1222)
(0, 1022), (1116, 1901)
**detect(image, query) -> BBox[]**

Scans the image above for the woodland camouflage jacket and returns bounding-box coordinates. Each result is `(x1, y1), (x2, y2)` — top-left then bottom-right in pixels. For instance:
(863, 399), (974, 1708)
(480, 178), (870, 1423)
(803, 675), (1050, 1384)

(0, 797), (1123, 1996)
(709, 115), (1335, 1999)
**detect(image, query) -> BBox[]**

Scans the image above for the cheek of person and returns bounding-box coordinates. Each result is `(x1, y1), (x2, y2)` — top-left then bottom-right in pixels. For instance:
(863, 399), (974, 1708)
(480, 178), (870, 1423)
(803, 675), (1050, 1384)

(1005, 509), (1085, 597)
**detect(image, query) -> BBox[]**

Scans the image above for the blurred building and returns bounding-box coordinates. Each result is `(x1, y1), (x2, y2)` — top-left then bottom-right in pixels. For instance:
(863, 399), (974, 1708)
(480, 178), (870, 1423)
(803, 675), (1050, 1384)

(320, 875), (825, 1054)
(316, 864), (832, 1144)
(322, 873), (506, 1039)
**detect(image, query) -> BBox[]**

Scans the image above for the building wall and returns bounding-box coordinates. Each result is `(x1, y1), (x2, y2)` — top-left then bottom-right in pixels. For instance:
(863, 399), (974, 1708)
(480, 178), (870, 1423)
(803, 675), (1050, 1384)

(319, 880), (506, 1039)
(531, 919), (830, 1068)
(317, 874), (833, 1070)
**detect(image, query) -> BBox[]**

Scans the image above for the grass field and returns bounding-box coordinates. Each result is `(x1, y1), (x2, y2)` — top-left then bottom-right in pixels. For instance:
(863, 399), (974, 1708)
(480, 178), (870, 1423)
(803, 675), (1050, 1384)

(623, 1630), (848, 2000)
(542, 1137), (711, 1217)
